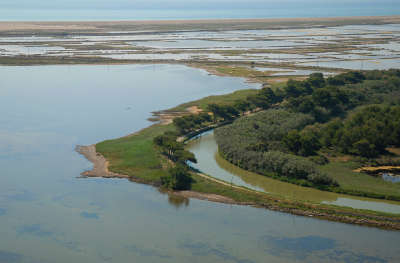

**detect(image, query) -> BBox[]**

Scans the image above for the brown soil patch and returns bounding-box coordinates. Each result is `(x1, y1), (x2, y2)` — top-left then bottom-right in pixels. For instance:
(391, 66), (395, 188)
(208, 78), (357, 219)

(187, 106), (202, 114)
(355, 166), (400, 173)
(151, 106), (203, 125)
(387, 148), (400, 156)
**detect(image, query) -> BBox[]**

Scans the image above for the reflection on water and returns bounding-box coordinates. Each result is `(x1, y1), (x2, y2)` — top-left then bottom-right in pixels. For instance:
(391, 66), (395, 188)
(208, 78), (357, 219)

(187, 131), (400, 214)
(187, 131), (265, 192)
(168, 195), (190, 209)
(0, 64), (399, 263)
(158, 188), (191, 208)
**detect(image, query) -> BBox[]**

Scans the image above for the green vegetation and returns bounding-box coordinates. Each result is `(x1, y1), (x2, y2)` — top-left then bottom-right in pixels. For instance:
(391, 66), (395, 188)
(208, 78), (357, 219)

(161, 164), (193, 190)
(173, 113), (212, 134)
(96, 124), (176, 184)
(153, 130), (197, 189)
(168, 89), (259, 112)
(319, 161), (400, 200)
(316, 105), (400, 158)
(215, 109), (337, 188)
(96, 89), (257, 189)
(215, 70), (400, 199)
(93, 69), (400, 228)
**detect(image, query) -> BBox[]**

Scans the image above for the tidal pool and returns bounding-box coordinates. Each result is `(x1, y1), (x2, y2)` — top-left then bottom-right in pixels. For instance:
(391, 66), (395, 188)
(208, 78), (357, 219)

(0, 65), (399, 263)
(187, 131), (400, 214)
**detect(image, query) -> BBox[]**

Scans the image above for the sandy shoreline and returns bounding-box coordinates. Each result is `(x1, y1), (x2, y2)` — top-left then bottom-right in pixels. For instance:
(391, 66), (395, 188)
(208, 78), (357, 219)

(74, 107), (400, 230)
(76, 143), (400, 230)
(76, 145), (129, 179)
(1, 15), (399, 34)
(75, 144), (241, 204)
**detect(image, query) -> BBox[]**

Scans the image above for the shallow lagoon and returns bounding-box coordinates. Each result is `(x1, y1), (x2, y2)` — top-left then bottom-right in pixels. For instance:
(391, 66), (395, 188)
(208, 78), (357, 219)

(0, 65), (399, 263)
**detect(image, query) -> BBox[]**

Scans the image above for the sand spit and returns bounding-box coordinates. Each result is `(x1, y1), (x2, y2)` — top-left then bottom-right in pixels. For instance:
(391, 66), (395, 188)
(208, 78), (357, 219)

(76, 145), (129, 179)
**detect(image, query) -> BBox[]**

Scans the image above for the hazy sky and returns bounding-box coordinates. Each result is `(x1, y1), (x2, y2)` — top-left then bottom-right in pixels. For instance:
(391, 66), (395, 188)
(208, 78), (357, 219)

(1, 0), (398, 9)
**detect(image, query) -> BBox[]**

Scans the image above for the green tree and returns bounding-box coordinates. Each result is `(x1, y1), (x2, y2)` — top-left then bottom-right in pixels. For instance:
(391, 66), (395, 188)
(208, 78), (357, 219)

(350, 139), (377, 158)
(284, 130), (302, 154)
(161, 164), (193, 190)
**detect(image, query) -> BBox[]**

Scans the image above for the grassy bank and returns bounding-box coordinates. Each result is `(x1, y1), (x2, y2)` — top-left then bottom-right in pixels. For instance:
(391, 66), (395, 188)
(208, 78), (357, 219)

(91, 89), (400, 230)
(96, 124), (175, 184)
(168, 89), (259, 112)
(95, 119), (400, 230)
(320, 161), (400, 200)
(95, 89), (258, 183)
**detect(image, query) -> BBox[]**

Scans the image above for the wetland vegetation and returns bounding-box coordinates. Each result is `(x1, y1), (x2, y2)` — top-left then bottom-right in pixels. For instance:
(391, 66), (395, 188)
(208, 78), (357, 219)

(93, 69), (400, 229)
(215, 70), (400, 200)
(2, 16), (400, 262)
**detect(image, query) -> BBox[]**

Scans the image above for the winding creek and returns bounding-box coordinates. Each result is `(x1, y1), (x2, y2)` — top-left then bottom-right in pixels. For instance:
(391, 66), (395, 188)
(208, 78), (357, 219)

(0, 64), (399, 262)
(187, 131), (400, 215)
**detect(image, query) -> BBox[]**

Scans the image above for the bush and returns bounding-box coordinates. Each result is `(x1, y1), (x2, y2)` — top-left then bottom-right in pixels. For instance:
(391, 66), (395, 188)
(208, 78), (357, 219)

(308, 155), (329, 165)
(161, 164), (193, 190)
(307, 173), (338, 187)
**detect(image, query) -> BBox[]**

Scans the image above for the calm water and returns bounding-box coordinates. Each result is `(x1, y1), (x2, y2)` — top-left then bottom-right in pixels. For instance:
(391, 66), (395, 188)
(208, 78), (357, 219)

(187, 131), (400, 214)
(0, 64), (399, 262)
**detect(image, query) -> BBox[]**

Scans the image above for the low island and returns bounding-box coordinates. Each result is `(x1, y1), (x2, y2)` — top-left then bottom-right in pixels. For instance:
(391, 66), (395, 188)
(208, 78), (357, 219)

(78, 69), (400, 230)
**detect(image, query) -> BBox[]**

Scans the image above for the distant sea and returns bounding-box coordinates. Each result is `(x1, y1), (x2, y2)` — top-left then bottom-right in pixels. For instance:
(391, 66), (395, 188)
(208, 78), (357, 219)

(0, 6), (400, 21)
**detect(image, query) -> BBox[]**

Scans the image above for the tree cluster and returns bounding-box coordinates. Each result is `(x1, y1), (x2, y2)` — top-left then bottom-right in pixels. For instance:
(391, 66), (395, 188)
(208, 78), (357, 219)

(161, 164), (193, 190)
(283, 129), (321, 157)
(285, 73), (360, 122)
(173, 113), (212, 134)
(318, 105), (400, 158)
(207, 103), (240, 122)
(153, 132), (196, 190)
(156, 69), (400, 190)
(215, 109), (336, 186)
(215, 70), (400, 187)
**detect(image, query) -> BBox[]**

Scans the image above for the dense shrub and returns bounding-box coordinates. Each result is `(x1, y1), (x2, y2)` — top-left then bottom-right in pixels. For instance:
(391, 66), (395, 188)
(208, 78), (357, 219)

(173, 113), (212, 134)
(161, 164), (193, 190)
(216, 109), (314, 156)
(319, 105), (400, 158)
(153, 133), (197, 164)
(215, 109), (336, 186)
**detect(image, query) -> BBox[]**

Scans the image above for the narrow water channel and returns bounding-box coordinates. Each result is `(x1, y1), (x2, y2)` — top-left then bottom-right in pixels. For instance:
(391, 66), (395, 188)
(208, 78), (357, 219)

(187, 130), (400, 214)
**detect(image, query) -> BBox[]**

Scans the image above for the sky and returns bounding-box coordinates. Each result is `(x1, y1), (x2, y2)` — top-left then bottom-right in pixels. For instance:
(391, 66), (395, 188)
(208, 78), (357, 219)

(1, 0), (398, 10)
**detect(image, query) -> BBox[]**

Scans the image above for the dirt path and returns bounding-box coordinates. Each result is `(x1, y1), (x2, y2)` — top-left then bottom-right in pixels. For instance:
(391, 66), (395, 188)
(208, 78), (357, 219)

(173, 191), (238, 204)
(195, 172), (255, 193)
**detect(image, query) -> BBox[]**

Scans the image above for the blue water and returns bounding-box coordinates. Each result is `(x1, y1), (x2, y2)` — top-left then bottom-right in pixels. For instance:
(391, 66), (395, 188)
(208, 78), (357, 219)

(0, 64), (399, 263)
(0, 7), (399, 21)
